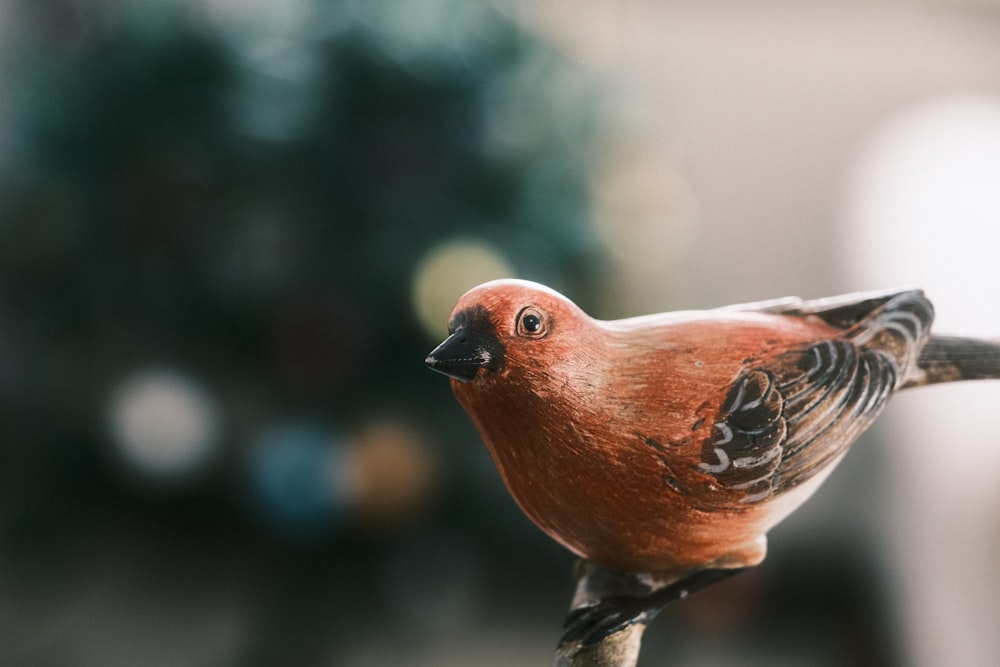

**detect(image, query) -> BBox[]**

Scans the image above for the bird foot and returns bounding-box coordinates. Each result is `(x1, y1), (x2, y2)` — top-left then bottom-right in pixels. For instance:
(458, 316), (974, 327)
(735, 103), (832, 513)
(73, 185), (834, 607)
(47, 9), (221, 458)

(554, 560), (749, 667)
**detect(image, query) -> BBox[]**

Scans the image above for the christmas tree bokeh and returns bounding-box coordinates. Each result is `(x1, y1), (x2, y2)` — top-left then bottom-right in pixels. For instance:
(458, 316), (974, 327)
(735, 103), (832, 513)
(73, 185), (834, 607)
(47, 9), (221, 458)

(0, 1), (605, 662)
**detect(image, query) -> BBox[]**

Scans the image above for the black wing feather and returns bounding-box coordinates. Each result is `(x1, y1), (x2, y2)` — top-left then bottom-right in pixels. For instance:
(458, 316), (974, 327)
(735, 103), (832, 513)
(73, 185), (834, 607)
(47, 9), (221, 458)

(698, 289), (932, 506)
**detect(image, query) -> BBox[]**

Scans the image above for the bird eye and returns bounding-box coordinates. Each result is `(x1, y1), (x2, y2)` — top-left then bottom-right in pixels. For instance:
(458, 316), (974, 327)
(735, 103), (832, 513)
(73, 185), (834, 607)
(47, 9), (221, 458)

(516, 307), (546, 337)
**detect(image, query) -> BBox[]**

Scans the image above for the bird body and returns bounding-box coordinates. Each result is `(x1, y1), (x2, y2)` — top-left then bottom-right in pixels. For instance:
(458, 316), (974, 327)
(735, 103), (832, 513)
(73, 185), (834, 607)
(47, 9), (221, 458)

(426, 280), (1000, 575)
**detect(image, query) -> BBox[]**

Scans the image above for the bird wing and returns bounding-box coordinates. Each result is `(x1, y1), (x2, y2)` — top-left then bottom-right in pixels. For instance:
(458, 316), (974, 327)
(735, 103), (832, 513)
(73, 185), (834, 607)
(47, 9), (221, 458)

(694, 289), (933, 507)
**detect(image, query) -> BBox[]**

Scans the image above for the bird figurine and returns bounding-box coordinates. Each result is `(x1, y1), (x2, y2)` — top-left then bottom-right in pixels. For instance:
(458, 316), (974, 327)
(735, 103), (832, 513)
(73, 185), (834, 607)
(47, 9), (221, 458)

(425, 279), (1000, 664)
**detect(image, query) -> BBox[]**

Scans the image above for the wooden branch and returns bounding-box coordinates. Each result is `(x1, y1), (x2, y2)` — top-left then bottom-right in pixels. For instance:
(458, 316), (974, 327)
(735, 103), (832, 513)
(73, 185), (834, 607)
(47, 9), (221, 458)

(554, 622), (646, 667)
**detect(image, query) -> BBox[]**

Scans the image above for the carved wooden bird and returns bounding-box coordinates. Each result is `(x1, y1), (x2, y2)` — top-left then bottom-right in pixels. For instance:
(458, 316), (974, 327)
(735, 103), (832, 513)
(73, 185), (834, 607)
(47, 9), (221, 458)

(426, 279), (1000, 577)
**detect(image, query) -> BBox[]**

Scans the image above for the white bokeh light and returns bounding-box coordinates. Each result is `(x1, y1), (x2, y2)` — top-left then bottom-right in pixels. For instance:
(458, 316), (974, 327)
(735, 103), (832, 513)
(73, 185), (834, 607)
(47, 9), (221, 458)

(842, 94), (1000, 667)
(109, 368), (221, 479)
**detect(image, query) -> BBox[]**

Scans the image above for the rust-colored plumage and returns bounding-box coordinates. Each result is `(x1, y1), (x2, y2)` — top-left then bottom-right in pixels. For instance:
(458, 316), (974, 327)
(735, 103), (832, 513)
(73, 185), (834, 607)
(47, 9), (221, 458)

(426, 279), (1000, 576)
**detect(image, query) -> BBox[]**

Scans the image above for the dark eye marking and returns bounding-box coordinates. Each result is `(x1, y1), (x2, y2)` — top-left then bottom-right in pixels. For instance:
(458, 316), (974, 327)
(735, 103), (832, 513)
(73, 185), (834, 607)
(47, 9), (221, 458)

(449, 304), (494, 335)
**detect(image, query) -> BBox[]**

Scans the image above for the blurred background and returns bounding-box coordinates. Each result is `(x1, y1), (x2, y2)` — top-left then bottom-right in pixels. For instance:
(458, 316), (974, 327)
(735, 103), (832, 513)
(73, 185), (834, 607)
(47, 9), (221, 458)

(1, 1), (999, 665)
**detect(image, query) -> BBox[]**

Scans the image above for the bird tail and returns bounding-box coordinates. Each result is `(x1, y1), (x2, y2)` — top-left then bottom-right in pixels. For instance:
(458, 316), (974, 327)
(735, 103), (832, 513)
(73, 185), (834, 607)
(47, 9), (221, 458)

(904, 335), (1000, 388)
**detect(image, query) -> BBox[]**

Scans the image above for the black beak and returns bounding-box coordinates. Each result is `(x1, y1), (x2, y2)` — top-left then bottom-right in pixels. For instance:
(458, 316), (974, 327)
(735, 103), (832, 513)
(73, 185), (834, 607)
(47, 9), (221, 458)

(425, 327), (504, 382)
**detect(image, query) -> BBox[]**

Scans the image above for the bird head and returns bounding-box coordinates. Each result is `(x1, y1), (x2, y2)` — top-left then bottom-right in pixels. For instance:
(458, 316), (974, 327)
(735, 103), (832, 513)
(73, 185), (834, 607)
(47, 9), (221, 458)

(425, 279), (587, 384)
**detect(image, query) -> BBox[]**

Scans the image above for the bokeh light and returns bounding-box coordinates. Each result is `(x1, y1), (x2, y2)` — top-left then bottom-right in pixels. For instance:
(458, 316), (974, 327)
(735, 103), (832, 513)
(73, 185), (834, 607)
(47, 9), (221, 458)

(591, 142), (700, 315)
(250, 422), (350, 538)
(411, 237), (514, 339)
(842, 93), (1000, 667)
(107, 368), (221, 482)
(594, 145), (699, 270)
(844, 94), (1000, 320)
(349, 417), (436, 530)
